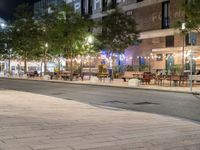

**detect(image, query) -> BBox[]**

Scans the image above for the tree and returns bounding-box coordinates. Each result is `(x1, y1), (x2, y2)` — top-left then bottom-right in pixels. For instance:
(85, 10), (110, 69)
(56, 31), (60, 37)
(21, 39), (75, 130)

(174, 0), (200, 73)
(75, 34), (101, 78)
(181, 0), (200, 32)
(53, 3), (94, 79)
(12, 3), (40, 74)
(35, 4), (65, 75)
(99, 8), (138, 79)
(0, 28), (9, 59)
(0, 23), (15, 74)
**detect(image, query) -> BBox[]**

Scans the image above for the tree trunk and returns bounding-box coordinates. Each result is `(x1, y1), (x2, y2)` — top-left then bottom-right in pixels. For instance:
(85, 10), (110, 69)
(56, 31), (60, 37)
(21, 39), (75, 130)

(24, 51), (27, 74)
(8, 49), (11, 75)
(58, 57), (61, 74)
(65, 48), (69, 71)
(80, 55), (83, 80)
(111, 50), (115, 81)
(70, 49), (73, 81)
(89, 55), (92, 80)
(44, 50), (47, 75)
(40, 61), (43, 77)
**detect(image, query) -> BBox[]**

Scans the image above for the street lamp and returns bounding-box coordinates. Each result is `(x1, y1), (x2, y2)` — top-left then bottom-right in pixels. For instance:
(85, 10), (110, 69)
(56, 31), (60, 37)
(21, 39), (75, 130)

(189, 50), (193, 93)
(181, 22), (186, 74)
(45, 43), (48, 48)
(87, 35), (93, 44)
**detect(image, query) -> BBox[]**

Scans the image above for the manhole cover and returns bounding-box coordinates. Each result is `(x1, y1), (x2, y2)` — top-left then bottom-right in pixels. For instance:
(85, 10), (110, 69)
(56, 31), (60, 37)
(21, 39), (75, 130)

(51, 92), (64, 95)
(65, 98), (74, 100)
(134, 102), (160, 105)
(104, 101), (127, 104)
(193, 92), (200, 100)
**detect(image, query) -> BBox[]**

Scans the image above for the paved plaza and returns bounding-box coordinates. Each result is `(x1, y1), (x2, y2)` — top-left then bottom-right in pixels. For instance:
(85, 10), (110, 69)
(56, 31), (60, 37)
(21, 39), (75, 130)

(0, 90), (200, 150)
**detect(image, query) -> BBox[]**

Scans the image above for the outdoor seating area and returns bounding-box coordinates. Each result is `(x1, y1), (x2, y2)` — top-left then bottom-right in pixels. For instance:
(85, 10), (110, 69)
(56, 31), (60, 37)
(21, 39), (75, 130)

(13, 62), (200, 89)
(27, 71), (39, 78)
(122, 71), (144, 82)
(81, 68), (98, 80)
(120, 70), (200, 87)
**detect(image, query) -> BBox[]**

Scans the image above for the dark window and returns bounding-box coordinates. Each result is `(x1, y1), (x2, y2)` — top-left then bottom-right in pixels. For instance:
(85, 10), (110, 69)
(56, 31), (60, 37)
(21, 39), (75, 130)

(166, 36), (174, 47)
(186, 32), (197, 46)
(102, 0), (107, 11)
(162, 1), (170, 29)
(88, 0), (93, 15)
(156, 54), (163, 61)
(103, 0), (117, 11)
(81, 0), (86, 15)
(111, 0), (117, 9)
(137, 0), (143, 2)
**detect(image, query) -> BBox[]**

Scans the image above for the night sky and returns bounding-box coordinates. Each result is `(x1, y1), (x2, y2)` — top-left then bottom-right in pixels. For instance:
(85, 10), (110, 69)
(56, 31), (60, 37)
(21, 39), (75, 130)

(0, 0), (39, 21)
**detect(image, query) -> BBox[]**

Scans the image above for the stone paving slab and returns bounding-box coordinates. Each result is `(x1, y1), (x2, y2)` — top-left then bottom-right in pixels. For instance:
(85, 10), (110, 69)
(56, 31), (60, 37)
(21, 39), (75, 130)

(0, 90), (200, 150)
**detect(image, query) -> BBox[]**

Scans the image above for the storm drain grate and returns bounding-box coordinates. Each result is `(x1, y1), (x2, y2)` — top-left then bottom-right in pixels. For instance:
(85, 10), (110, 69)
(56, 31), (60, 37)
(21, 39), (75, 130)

(134, 102), (160, 105)
(104, 101), (127, 104)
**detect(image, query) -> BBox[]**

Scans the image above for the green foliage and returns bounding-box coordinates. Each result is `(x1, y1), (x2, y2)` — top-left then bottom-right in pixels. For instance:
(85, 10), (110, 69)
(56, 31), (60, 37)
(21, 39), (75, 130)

(99, 8), (138, 52)
(54, 3), (92, 53)
(75, 34), (101, 57)
(0, 27), (11, 59)
(50, 3), (97, 73)
(180, 0), (200, 32)
(12, 3), (40, 67)
(35, 4), (65, 59)
(171, 64), (181, 75)
(139, 65), (149, 72)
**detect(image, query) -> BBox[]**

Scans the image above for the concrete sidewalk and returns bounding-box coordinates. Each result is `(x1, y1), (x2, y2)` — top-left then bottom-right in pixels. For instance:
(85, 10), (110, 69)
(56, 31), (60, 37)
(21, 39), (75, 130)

(2, 76), (200, 94)
(0, 90), (200, 150)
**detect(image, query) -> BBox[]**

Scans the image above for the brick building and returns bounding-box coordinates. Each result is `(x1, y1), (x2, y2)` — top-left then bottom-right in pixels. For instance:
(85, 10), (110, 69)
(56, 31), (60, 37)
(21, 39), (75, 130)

(34, 0), (200, 73)
(124, 0), (200, 73)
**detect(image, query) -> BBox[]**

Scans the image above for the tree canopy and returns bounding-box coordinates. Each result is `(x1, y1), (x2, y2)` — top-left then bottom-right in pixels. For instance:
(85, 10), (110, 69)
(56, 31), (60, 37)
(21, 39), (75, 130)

(11, 3), (40, 72)
(181, 0), (200, 32)
(99, 8), (138, 53)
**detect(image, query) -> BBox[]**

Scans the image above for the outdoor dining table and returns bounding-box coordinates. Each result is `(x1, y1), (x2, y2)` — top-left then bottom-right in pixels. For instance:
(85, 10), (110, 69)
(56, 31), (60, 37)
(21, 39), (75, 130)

(132, 73), (143, 80)
(166, 75), (188, 87)
(170, 75), (181, 86)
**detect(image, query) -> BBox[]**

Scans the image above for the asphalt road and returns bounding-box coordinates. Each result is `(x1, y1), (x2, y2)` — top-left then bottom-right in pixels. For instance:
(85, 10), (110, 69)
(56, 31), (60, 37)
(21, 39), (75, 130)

(0, 78), (200, 122)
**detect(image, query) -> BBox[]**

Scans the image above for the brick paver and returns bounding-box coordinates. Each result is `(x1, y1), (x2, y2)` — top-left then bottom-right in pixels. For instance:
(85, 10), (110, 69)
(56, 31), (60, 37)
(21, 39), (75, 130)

(0, 90), (200, 150)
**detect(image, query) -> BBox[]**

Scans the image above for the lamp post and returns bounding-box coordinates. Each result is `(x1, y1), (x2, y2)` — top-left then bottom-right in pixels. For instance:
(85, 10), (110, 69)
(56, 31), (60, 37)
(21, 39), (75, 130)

(181, 23), (186, 75)
(189, 50), (193, 93)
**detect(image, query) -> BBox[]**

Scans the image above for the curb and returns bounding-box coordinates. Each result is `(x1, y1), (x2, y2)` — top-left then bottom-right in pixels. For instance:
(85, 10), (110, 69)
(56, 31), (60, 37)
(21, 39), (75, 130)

(0, 77), (194, 94)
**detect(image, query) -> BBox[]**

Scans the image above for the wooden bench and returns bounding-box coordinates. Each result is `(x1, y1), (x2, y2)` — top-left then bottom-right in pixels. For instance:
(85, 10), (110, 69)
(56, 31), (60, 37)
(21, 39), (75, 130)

(122, 71), (144, 82)
(189, 75), (200, 81)
(27, 71), (39, 78)
(81, 68), (98, 80)
(60, 71), (80, 80)
(97, 73), (109, 82)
